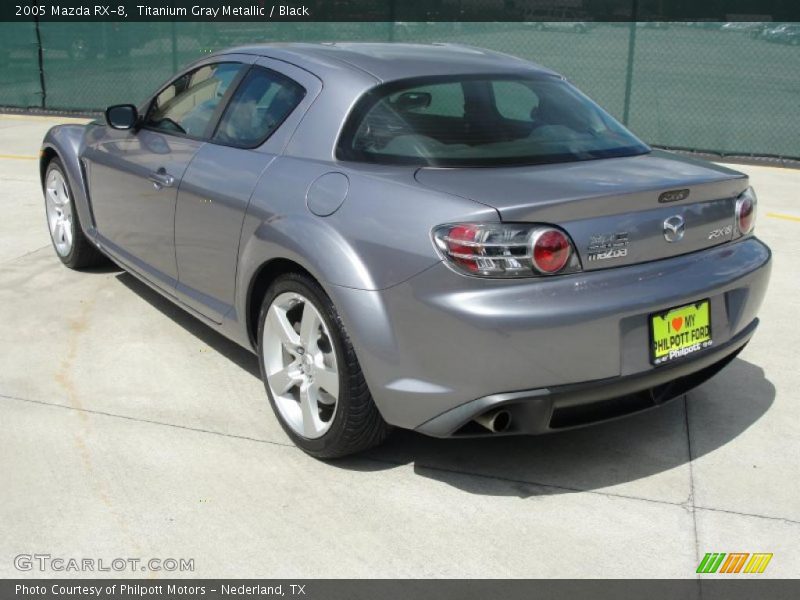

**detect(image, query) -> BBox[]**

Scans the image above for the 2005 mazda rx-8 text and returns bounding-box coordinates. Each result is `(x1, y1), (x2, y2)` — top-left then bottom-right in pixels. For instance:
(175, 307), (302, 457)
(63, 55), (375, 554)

(41, 43), (771, 457)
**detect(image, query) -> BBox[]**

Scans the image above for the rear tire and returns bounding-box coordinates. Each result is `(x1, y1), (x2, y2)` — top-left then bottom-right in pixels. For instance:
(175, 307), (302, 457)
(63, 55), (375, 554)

(44, 158), (108, 269)
(257, 272), (391, 458)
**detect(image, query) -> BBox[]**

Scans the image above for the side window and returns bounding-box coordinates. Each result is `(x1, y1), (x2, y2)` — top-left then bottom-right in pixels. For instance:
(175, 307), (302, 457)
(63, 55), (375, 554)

(145, 63), (243, 139)
(493, 81), (540, 122)
(213, 67), (306, 148)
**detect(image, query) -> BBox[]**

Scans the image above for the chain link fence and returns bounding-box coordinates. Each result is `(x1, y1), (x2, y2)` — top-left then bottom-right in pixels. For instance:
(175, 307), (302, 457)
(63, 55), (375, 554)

(1, 21), (798, 158)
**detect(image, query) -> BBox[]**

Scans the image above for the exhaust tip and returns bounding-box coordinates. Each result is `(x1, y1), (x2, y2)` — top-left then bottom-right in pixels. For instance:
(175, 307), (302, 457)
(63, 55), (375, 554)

(492, 410), (512, 432)
(474, 408), (512, 433)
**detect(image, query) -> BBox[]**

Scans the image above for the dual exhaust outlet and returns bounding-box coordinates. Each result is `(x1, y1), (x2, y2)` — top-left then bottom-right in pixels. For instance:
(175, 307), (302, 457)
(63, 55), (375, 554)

(473, 408), (512, 433)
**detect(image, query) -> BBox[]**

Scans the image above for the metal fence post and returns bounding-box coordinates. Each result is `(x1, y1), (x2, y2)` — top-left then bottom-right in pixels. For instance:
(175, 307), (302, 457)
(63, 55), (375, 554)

(622, 0), (638, 126)
(33, 15), (47, 109)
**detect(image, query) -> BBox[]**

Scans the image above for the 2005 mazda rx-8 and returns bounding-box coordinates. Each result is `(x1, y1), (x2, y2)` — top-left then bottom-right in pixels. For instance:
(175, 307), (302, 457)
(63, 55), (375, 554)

(41, 43), (771, 457)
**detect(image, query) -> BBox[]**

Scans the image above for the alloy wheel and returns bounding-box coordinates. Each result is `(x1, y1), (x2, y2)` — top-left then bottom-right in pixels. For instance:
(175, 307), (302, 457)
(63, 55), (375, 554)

(45, 169), (74, 257)
(263, 292), (340, 439)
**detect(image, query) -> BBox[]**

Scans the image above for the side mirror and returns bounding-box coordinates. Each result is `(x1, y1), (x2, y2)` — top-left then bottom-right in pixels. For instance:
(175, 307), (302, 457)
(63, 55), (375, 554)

(105, 104), (138, 130)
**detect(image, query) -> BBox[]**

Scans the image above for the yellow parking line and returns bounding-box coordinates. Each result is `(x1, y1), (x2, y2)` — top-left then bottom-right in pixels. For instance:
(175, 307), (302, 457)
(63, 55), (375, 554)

(0, 154), (37, 161)
(766, 212), (800, 223)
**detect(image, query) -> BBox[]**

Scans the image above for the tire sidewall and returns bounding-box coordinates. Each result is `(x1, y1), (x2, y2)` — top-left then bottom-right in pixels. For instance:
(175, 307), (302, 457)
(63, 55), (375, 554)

(44, 159), (79, 267)
(257, 273), (355, 457)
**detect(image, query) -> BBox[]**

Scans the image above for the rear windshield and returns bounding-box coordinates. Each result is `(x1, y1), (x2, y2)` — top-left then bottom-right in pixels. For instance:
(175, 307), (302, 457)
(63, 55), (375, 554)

(337, 75), (650, 167)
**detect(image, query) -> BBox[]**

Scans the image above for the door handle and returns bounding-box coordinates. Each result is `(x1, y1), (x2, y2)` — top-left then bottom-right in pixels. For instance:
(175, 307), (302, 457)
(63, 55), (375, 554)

(148, 168), (175, 190)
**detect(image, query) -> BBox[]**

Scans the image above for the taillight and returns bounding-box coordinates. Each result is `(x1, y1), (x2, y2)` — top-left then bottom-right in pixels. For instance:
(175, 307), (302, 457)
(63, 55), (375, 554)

(444, 224), (482, 273)
(735, 187), (757, 236)
(531, 228), (571, 274)
(433, 223), (581, 278)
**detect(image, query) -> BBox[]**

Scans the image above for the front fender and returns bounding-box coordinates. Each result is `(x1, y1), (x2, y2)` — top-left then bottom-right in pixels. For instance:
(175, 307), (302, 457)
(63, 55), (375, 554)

(41, 123), (96, 238)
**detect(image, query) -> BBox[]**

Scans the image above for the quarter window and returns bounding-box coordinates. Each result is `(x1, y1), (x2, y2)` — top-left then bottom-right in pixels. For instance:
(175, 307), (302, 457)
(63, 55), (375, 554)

(213, 67), (306, 148)
(145, 63), (243, 139)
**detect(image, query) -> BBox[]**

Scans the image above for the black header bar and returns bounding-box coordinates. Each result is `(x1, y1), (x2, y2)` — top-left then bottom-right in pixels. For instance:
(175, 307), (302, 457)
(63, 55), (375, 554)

(3, 0), (800, 23)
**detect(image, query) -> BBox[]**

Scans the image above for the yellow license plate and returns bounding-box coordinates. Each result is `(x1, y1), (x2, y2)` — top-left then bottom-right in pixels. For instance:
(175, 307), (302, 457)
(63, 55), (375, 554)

(650, 300), (712, 365)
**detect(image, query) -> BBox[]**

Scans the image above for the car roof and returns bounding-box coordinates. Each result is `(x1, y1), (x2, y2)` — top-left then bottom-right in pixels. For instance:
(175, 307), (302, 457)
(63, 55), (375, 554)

(220, 42), (560, 82)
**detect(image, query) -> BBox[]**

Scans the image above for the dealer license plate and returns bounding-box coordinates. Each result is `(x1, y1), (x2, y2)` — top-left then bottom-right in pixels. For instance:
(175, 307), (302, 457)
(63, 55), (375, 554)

(650, 300), (712, 365)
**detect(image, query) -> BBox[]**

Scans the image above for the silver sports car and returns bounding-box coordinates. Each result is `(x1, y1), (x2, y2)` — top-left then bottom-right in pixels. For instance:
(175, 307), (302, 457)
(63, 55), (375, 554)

(41, 43), (771, 457)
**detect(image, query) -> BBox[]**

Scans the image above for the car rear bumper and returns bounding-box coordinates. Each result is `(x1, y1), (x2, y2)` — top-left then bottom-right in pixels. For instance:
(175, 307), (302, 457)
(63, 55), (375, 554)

(416, 319), (754, 437)
(328, 237), (771, 432)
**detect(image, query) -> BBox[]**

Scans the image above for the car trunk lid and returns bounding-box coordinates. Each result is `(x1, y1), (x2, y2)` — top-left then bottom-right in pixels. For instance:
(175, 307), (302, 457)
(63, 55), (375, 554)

(414, 150), (748, 270)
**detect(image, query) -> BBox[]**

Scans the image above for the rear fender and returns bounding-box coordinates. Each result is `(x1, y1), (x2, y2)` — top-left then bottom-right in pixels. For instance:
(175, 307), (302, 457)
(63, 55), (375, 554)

(236, 213), (376, 326)
(233, 157), (500, 349)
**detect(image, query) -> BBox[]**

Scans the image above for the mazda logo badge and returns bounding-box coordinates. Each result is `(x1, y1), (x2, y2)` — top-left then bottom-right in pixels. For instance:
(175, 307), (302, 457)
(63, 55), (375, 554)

(663, 215), (685, 243)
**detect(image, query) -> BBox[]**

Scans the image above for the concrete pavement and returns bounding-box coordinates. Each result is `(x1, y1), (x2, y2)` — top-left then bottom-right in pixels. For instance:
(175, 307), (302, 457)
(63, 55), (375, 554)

(1, 114), (798, 578)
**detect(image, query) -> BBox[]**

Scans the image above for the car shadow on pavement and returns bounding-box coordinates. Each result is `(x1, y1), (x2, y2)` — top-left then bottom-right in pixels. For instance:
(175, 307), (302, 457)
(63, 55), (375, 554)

(115, 272), (261, 379)
(345, 358), (775, 498)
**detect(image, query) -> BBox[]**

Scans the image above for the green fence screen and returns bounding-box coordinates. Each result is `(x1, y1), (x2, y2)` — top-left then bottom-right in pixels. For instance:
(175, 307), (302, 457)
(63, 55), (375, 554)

(1, 21), (798, 158)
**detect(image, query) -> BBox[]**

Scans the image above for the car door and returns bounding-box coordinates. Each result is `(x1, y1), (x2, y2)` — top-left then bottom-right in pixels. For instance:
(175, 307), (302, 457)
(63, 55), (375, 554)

(174, 59), (322, 323)
(83, 60), (246, 289)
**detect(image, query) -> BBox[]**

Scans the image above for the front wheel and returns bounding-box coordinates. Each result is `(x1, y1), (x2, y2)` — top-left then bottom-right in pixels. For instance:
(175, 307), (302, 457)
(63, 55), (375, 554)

(44, 158), (107, 269)
(257, 273), (391, 458)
